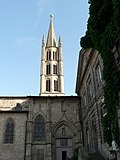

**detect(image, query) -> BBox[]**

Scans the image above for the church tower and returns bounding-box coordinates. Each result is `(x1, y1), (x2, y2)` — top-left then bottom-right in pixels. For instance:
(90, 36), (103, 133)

(40, 15), (64, 96)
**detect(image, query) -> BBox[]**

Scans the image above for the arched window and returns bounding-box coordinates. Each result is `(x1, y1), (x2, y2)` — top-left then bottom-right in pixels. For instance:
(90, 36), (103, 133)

(46, 79), (50, 92)
(53, 51), (57, 60)
(54, 79), (58, 91)
(53, 64), (57, 74)
(47, 51), (51, 60)
(4, 118), (14, 143)
(46, 64), (51, 75)
(33, 115), (45, 141)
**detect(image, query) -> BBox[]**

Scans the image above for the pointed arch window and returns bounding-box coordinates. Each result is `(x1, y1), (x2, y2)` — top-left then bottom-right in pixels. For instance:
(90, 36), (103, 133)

(53, 51), (57, 61)
(47, 51), (51, 60)
(4, 118), (14, 143)
(33, 115), (45, 141)
(46, 64), (51, 75)
(46, 79), (50, 92)
(53, 64), (57, 74)
(54, 79), (58, 91)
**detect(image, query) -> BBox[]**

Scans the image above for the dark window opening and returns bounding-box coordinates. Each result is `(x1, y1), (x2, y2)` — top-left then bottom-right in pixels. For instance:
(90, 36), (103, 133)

(53, 65), (57, 74)
(62, 151), (67, 160)
(46, 79), (50, 92)
(53, 51), (57, 60)
(47, 51), (51, 60)
(54, 80), (58, 91)
(46, 64), (51, 75)
(4, 118), (14, 143)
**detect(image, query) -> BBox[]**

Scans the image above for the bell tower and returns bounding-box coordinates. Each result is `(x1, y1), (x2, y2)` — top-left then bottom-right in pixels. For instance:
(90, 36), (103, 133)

(40, 15), (64, 96)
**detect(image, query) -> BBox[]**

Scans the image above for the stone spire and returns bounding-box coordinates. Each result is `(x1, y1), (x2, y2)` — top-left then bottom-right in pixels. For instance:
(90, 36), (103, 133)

(40, 16), (64, 96)
(46, 15), (57, 47)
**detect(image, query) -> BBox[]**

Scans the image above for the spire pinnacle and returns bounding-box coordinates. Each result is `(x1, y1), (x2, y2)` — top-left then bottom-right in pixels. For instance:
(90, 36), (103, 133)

(46, 15), (56, 47)
(42, 34), (46, 47)
(59, 34), (62, 43)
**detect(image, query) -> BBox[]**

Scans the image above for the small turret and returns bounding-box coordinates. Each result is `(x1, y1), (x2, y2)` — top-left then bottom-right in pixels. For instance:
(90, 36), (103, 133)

(42, 34), (46, 47)
(58, 35), (62, 47)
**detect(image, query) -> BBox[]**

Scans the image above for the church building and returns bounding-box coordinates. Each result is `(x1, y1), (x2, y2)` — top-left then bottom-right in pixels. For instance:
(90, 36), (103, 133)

(0, 16), (82, 160)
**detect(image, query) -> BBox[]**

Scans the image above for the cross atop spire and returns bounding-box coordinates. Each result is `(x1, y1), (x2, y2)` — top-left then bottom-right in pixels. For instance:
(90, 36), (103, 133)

(46, 15), (56, 47)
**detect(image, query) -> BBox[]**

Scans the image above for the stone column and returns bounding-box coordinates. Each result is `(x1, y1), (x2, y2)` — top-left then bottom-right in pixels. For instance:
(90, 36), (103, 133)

(25, 121), (33, 160)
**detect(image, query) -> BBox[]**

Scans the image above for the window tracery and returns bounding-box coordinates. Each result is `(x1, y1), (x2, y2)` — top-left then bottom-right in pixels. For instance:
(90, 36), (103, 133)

(33, 115), (45, 141)
(4, 118), (14, 143)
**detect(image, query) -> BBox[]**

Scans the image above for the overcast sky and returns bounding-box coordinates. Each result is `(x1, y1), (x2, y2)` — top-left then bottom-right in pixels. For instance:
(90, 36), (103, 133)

(0, 0), (89, 96)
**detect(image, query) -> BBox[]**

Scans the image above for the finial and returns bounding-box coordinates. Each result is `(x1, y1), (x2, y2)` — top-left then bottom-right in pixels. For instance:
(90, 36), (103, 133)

(50, 14), (54, 19)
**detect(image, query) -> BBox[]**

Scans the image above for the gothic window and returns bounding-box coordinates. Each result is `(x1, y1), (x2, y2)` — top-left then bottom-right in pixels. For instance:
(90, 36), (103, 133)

(54, 79), (58, 91)
(46, 64), (51, 75)
(4, 118), (14, 143)
(33, 115), (45, 141)
(53, 51), (57, 60)
(95, 64), (102, 86)
(53, 64), (57, 74)
(47, 51), (51, 60)
(46, 79), (50, 91)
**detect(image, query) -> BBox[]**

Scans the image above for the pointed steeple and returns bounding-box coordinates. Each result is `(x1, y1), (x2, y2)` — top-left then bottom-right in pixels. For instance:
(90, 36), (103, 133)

(46, 15), (57, 47)
(40, 15), (64, 96)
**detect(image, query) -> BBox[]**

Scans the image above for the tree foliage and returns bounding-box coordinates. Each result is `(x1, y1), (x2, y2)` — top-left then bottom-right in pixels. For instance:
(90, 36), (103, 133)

(80, 0), (120, 145)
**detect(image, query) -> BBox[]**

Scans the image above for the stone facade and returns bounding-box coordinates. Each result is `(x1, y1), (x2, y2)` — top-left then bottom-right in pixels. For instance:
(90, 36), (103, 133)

(76, 46), (120, 159)
(0, 111), (28, 160)
(0, 96), (81, 160)
(76, 49), (112, 159)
